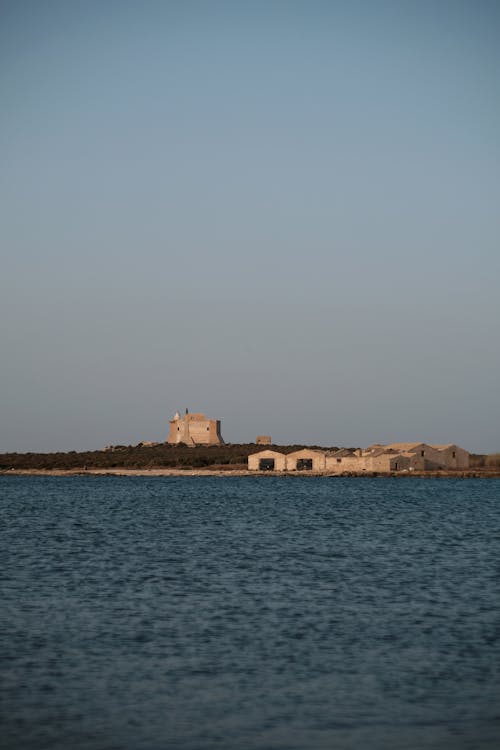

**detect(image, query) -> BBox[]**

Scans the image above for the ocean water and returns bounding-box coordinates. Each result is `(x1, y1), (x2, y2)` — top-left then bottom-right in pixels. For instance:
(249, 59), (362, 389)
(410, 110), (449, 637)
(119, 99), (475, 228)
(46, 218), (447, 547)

(1, 476), (499, 750)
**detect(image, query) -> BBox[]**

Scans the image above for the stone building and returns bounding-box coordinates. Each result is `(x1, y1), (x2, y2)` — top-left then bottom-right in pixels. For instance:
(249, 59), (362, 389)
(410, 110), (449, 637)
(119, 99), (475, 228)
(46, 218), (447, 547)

(414, 443), (469, 470)
(247, 450), (287, 471)
(371, 443), (469, 471)
(286, 449), (327, 472)
(167, 409), (223, 446)
(325, 447), (413, 473)
(248, 442), (469, 472)
(256, 435), (272, 445)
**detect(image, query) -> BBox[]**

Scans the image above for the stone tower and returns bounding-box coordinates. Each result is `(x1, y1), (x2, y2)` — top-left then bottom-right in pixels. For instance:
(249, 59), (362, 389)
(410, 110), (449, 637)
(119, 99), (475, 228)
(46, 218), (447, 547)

(167, 409), (224, 446)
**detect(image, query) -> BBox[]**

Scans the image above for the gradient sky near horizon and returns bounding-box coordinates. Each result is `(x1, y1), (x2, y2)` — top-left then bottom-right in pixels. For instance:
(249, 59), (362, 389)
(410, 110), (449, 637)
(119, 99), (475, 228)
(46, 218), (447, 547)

(1, 0), (499, 453)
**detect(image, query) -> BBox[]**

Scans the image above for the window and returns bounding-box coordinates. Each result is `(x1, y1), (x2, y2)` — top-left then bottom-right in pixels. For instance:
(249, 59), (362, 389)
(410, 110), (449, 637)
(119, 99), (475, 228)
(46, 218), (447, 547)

(297, 458), (313, 470)
(337, 458), (342, 463)
(452, 451), (456, 458)
(421, 450), (424, 457)
(259, 458), (275, 471)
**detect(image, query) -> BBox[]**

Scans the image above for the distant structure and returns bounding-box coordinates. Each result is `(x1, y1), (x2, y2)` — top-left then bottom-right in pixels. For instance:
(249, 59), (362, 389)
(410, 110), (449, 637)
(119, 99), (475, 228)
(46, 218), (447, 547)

(249, 442), (470, 472)
(167, 409), (223, 446)
(256, 435), (272, 445)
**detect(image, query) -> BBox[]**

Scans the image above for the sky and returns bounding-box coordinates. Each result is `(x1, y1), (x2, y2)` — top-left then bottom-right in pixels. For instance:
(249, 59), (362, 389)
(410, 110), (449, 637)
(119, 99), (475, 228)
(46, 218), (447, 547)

(1, 0), (499, 453)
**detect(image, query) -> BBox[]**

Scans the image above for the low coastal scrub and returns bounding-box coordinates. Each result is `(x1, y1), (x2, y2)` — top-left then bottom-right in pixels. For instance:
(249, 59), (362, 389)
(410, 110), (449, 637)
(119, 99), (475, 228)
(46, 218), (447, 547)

(470, 452), (500, 469)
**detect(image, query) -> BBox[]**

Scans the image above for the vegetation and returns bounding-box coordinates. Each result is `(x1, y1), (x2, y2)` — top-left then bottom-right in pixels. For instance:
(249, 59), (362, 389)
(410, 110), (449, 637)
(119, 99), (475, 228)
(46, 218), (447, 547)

(470, 453), (500, 469)
(0, 443), (339, 471)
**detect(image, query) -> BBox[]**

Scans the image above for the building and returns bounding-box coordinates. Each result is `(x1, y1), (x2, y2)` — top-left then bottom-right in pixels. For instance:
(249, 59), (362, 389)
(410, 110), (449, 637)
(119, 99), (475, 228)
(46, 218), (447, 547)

(325, 447), (413, 473)
(256, 435), (272, 445)
(248, 442), (469, 472)
(167, 409), (224, 446)
(373, 443), (469, 471)
(286, 449), (327, 472)
(248, 449), (287, 471)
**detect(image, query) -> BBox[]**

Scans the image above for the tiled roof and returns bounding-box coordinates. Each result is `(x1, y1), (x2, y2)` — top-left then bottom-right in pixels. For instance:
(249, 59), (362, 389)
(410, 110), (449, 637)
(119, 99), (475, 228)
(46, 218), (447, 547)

(326, 448), (355, 457)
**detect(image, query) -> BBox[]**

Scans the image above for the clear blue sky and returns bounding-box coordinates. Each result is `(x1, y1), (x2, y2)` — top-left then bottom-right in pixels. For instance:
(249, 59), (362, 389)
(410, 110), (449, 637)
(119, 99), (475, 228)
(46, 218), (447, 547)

(1, 0), (499, 453)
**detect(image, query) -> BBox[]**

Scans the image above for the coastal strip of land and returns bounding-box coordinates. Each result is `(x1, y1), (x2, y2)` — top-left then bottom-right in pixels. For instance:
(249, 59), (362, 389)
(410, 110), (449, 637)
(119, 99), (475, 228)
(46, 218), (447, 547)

(2, 468), (499, 478)
(1, 443), (499, 477)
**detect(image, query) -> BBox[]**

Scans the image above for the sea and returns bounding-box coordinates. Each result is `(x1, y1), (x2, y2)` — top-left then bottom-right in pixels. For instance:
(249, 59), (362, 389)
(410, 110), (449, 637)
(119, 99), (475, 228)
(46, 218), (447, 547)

(1, 476), (499, 750)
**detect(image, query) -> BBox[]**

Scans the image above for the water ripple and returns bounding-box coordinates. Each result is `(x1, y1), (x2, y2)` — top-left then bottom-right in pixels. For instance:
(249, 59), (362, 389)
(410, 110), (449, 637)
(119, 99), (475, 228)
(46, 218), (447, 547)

(1, 476), (499, 749)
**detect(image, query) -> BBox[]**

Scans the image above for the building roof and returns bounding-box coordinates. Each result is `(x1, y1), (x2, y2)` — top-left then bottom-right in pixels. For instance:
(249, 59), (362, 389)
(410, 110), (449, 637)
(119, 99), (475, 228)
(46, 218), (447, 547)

(248, 450), (285, 458)
(370, 447), (398, 457)
(326, 448), (356, 457)
(385, 442), (426, 452)
(286, 448), (326, 458)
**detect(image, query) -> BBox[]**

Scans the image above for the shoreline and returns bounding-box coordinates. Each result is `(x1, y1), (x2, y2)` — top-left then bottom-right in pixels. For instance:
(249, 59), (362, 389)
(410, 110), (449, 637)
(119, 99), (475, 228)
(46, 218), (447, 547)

(1, 468), (499, 478)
